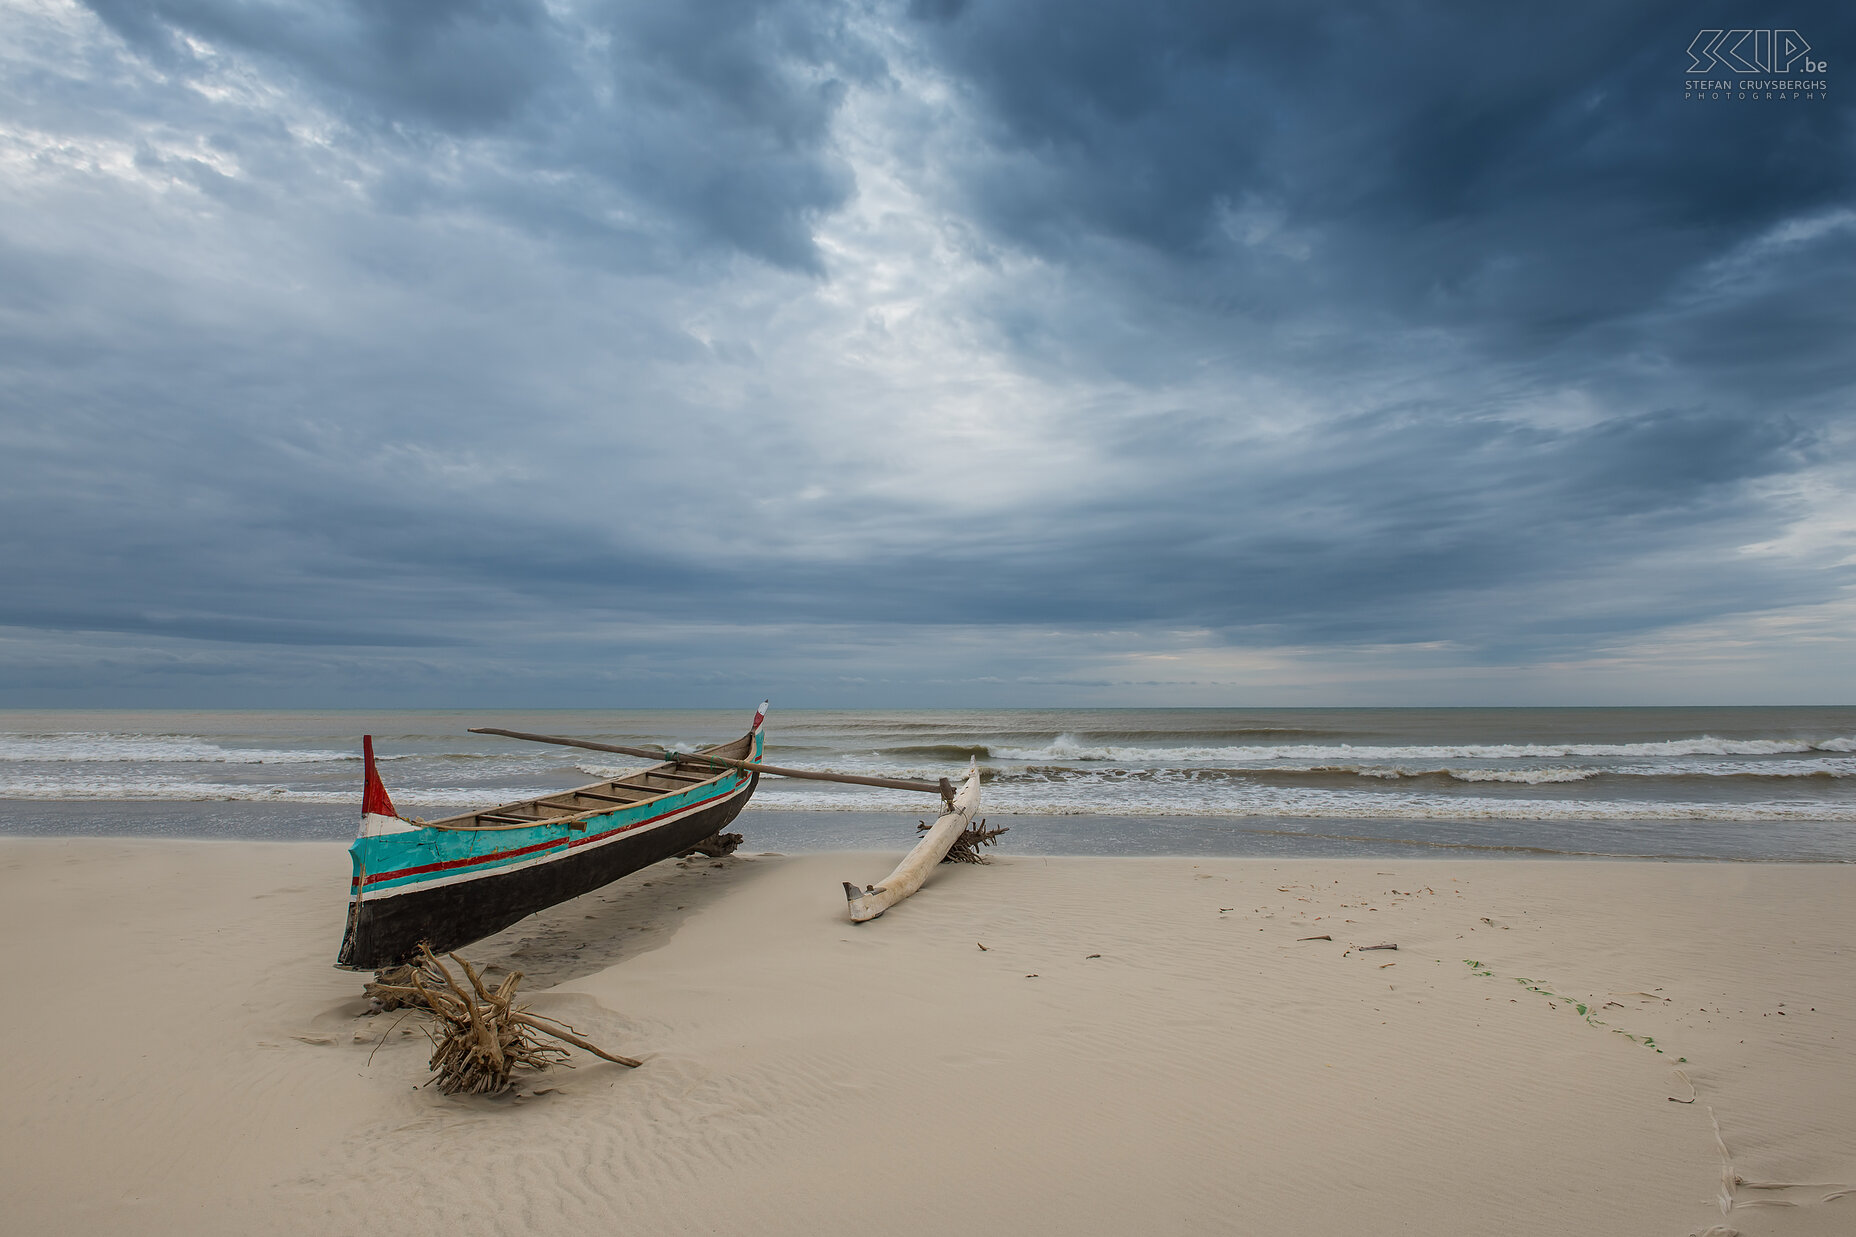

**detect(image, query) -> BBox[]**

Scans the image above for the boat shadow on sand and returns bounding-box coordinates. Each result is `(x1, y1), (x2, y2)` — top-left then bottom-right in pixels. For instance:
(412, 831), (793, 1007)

(440, 850), (781, 993)
(313, 850), (781, 1046)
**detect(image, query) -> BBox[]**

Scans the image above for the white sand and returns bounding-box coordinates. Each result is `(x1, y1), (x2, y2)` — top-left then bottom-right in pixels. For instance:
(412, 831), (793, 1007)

(2, 839), (1852, 1236)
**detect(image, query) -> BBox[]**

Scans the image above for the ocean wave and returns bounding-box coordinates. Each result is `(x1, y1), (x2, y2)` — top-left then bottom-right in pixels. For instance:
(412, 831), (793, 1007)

(1636, 758), (1856, 779)
(0, 733), (584, 768)
(5, 766), (1851, 823)
(981, 733), (1856, 764)
(0, 776), (523, 806)
(573, 763), (663, 780)
(1411, 767), (1601, 784)
(0, 734), (361, 764)
(874, 744), (995, 761)
(805, 757), (1856, 787)
(28, 730), (1844, 771)
(865, 731), (1329, 755)
(1245, 761), (1853, 784)
(1231, 765), (1602, 784)
(746, 779), (1856, 822)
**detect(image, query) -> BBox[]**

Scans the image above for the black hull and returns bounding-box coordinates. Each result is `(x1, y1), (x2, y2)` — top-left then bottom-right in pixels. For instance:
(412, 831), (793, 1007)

(337, 777), (755, 971)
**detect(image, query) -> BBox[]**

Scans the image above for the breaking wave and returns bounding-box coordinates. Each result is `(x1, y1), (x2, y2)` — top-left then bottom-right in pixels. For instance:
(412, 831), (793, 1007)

(0, 733), (359, 764)
(0, 774), (530, 806)
(747, 778), (1856, 822)
(981, 734), (1856, 763)
(5, 714), (1852, 838)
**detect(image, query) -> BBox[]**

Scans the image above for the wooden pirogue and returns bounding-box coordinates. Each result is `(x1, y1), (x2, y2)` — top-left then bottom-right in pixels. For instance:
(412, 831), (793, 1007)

(336, 704), (772, 970)
(337, 703), (970, 968)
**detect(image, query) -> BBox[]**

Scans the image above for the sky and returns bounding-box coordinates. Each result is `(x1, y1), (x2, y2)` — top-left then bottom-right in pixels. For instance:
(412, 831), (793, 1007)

(1, 0), (1853, 708)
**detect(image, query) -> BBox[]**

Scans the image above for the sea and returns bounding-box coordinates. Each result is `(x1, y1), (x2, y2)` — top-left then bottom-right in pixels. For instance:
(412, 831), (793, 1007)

(2, 707), (1854, 861)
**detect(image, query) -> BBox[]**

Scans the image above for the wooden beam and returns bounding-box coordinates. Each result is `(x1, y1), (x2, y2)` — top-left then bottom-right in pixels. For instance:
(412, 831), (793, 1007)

(473, 809), (587, 831)
(470, 726), (956, 803)
(569, 789), (650, 805)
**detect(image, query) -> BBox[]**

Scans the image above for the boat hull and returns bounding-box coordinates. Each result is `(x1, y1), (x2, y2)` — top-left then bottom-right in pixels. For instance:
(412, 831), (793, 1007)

(337, 772), (757, 971)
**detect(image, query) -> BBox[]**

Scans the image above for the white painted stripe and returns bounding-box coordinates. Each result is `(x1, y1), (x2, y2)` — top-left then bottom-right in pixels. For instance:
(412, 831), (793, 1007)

(362, 811), (419, 837)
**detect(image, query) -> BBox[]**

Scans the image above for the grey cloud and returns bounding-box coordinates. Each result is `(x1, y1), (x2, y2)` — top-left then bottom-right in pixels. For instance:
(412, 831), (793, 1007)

(82, 0), (871, 269)
(87, 0), (565, 131)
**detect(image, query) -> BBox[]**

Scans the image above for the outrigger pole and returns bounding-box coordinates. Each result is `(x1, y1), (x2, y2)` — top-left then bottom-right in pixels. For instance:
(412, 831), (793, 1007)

(468, 727), (957, 810)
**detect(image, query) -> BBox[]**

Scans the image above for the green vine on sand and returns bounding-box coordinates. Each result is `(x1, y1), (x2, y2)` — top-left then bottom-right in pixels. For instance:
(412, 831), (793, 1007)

(1463, 960), (1681, 1059)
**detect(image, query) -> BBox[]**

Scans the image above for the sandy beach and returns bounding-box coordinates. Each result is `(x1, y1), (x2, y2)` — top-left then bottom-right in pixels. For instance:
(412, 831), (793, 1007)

(2, 839), (1851, 1236)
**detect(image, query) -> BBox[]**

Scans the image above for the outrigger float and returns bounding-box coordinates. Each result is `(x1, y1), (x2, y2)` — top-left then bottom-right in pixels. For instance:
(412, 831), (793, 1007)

(843, 759), (982, 922)
(337, 704), (978, 969)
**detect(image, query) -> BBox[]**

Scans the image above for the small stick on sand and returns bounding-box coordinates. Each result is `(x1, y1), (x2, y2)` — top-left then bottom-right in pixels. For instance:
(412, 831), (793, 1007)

(1359, 944), (1398, 951)
(1297, 934), (1332, 941)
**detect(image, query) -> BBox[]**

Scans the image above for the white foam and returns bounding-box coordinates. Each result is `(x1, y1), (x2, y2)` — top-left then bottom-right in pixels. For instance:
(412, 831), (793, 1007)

(5, 728), (1851, 824)
(0, 733), (356, 764)
(6, 761), (1849, 824)
(574, 763), (658, 780)
(1265, 764), (1601, 784)
(1298, 761), (1852, 783)
(983, 734), (1856, 764)
(0, 772), (540, 806)
(1438, 767), (1602, 784)
(1626, 757), (1856, 779)
(746, 777), (1856, 822)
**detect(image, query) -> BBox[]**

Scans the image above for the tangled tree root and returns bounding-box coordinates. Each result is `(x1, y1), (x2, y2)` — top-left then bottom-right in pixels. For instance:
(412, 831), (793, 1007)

(367, 944), (640, 1095)
(364, 956), (449, 1010)
(678, 831), (743, 858)
(916, 816), (1009, 864)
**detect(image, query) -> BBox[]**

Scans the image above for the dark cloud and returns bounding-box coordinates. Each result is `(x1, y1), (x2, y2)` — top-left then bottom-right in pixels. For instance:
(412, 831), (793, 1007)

(914, 1), (1856, 343)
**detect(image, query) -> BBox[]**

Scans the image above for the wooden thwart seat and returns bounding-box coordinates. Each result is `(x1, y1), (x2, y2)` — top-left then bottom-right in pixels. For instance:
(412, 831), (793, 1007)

(426, 732), (757, 832)
(567, 789), (649, 805)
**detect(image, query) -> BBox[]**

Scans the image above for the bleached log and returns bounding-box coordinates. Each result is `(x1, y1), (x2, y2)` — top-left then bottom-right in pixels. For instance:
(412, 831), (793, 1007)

(842, 760), (982, 922)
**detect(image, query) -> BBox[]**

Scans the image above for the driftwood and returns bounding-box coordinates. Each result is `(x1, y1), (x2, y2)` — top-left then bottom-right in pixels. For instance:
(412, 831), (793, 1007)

(916, 816), (1008, 864)
(678, 831), (743, 858)
(1358, 943), (1399, 952)
(366, 945), (639, 1094)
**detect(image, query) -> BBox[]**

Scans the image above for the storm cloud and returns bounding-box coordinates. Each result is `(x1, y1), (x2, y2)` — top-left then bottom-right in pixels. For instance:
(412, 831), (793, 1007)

(1, 0), (1852, 706)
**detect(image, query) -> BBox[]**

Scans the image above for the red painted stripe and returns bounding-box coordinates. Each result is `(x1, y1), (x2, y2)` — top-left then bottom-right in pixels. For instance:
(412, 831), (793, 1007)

(352, 784), (740, 891)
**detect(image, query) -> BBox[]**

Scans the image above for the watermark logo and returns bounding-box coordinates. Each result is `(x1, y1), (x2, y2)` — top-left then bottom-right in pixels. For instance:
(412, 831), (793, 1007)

(1685, 29), (1828, 101)
(1686, 30), (1821, 74)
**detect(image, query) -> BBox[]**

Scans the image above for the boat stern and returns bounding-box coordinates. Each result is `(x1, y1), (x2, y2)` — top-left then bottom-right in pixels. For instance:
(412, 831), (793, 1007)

(337, 735), (417, 970)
